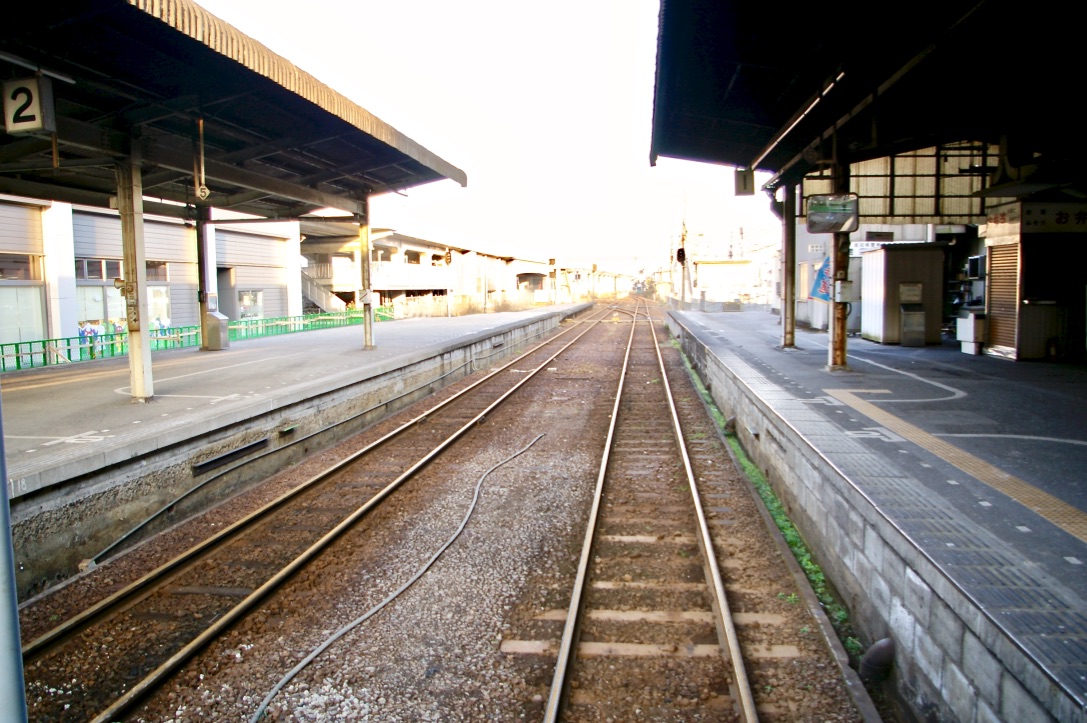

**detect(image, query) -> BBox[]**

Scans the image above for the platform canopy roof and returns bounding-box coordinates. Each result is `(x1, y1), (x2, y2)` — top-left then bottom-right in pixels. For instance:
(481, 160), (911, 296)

(0, 0), (466, 223)
(651, 1), (1085, 197)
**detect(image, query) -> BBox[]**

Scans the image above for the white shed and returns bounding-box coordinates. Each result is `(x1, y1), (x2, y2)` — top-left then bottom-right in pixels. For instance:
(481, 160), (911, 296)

(860, 244), (945, 344)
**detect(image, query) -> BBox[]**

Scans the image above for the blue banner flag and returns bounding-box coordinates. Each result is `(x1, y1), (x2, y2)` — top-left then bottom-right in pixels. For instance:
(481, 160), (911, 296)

(810, 257), (832, 302)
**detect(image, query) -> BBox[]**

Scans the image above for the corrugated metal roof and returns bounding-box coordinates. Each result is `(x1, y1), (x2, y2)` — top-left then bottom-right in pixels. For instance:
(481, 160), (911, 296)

(652, 2), (1086, 199)
(0, 1), (465, 223)
(130, 0), (465, 188)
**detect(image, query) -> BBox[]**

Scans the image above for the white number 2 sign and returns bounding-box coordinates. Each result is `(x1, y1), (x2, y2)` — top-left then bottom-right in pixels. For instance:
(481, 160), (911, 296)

(4, 76), (56, 134)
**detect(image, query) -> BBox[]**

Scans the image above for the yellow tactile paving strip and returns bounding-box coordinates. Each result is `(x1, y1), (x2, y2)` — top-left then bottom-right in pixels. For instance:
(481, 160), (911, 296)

(826, 389), (1087, 545)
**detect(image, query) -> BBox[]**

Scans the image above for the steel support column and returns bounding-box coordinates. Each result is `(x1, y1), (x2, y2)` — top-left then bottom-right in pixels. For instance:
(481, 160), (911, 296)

(195, 205), (214, 350)
(828, 164), (850, 370)
(0, 401), (28, 723)
(781, 184), (797, 348)
(358, 196), (374, 349)
(116, 146), (154, 400)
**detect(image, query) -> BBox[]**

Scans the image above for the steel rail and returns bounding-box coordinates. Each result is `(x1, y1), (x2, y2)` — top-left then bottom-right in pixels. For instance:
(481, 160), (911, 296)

(647, 305), (759, 723)
(22, 303), (617, 663)
(543, 298), (643, 721)
(544, 300), (758, 722)
(87, 303), (621, 723)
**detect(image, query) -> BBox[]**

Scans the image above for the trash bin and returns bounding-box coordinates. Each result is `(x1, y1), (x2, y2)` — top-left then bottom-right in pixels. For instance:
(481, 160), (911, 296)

(900, 303), (925, 347)
(205, 311), (230, 350)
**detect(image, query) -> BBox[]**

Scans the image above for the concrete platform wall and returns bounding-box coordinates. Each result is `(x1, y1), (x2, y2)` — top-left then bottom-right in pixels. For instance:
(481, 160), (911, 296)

(14, 308), (586, 601)
(666, 312), (1078, 723)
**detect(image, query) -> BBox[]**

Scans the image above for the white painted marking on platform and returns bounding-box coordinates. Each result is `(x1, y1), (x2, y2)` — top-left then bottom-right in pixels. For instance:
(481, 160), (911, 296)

(111, 351), (308, 395)
(798, 395), (844, 406)
(845, 427), (905, 442)
(979, 501), (992, 507)
(26, 430), (118, 446)
(1016, 526), (1032, 533)
(947, 480), (959, 485)
(847, 354), (967, 401)
(1065, 557), (1083, 565)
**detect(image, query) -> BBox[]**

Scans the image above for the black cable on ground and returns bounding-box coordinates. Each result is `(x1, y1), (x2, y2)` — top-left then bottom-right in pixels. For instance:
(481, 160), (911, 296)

(250, 433), (546, 722)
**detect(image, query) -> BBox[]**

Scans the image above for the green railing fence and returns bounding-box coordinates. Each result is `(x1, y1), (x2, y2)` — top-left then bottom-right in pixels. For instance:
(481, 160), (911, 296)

(0, 307), (394, 373)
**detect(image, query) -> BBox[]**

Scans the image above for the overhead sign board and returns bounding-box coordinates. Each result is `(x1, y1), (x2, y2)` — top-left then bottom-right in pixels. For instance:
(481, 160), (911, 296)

(734, 168), (755, 196)
(806, 193), (859, 234)
(4, 76), (56, 134)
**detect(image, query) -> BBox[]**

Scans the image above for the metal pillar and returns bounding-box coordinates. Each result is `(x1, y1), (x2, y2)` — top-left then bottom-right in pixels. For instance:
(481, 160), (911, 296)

(116, 146), (154, 400)
(680, 259), (688, 307)
(196, 211), (209, 350)
(0, 399), (29, 722)
(358, 197), (374, 349)
(828, 164), (851, 370)
(781, 184), (797, 348)
(195, 205), (211, 349)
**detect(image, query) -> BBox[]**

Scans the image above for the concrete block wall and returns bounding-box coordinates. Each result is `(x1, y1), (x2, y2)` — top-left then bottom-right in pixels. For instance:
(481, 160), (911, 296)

(666, 312), (1080, 723)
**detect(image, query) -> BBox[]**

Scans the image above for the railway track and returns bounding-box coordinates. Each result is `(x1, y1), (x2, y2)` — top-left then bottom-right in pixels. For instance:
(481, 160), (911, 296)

(21, 301), (867, 721)
(21, 304), (622, 722)
(499, 301), (867, 721)
(497, 300), (754, 721)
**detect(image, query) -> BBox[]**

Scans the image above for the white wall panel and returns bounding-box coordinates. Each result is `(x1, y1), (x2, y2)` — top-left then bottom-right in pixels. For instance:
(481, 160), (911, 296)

(0, 202), (43, 254)
(216, 229), (285, 267)
(72, 212), (121, 257)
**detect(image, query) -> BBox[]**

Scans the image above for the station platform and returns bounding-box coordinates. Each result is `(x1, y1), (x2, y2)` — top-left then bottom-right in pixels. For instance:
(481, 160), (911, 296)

(669, 309), (1087, 721)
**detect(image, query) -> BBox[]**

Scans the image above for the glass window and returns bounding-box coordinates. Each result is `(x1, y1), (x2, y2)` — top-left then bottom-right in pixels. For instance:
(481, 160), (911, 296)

(0, 286), (45, 344)
(0, 253), (40, 281)
(146, 261), (169, 282)
(77, 286), (106, 323)
(148, 287), (172, 333)
(77, 286), (126, 332)
(238, 289), (263, 319)
(105, 286), (126, 323)
(76, 258), (123, 281)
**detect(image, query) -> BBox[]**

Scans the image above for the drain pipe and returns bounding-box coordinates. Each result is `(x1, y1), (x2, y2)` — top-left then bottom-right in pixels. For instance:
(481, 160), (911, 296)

(860, 636), (896, 683)
(0, 399), (28, 722)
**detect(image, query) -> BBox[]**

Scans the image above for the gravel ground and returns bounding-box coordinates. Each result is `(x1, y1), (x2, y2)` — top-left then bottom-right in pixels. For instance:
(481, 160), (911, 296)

(20, 311), (870, 722)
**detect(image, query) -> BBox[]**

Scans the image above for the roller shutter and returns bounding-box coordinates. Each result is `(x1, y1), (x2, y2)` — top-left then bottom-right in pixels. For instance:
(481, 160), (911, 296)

(987, 244), (1019, 354)
(0, 202), (44, 254)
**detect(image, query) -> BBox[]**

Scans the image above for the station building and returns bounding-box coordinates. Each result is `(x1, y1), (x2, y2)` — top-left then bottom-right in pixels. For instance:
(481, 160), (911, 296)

(0, 192), (626, 355)
(0, 195), (301, 346)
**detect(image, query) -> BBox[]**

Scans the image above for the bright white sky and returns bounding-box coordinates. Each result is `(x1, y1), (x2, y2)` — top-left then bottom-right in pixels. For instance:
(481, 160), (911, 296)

(193, 0), (778, 275)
